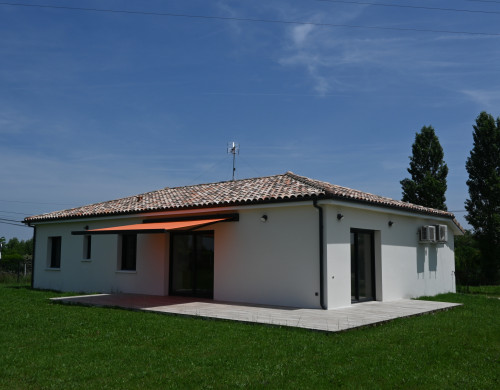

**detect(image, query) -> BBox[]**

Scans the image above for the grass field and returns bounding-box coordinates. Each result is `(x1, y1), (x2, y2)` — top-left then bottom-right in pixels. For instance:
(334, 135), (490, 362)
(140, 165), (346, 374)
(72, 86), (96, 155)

(1, 284), (498, 389)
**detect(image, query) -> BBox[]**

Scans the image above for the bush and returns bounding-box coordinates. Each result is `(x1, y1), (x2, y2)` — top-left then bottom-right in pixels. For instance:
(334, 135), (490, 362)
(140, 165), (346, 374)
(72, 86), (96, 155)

(0, 254), (24, 273)
(455, 231), (482, 286)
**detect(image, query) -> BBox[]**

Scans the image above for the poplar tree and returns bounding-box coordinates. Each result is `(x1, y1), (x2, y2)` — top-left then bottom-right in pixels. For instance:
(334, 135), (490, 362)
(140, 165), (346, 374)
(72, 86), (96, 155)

(465, 112), (500, 284)
(400, 126), (448, 210)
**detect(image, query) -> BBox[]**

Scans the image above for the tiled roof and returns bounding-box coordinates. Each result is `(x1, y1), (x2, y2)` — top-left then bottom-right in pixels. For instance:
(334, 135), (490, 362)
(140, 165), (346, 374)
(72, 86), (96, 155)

(24, 172), (457, 223)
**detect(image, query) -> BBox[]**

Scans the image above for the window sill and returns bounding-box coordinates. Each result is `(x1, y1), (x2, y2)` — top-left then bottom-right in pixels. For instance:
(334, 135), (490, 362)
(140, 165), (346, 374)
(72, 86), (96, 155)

(45, 268), (61, 271)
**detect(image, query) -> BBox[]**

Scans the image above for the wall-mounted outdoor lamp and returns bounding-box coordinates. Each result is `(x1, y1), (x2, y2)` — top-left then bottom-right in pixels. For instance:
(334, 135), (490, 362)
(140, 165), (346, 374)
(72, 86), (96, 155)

(388, 220), (394, 227)
(337, 213), (344, 221)
(260, 215), (268, 222)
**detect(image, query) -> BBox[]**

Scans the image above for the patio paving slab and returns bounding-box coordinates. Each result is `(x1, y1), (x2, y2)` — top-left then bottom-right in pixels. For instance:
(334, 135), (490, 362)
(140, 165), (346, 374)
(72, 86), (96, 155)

(51, 294), (461, 333)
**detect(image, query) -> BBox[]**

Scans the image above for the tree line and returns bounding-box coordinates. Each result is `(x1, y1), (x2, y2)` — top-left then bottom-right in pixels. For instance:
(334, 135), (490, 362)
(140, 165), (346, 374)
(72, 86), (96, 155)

(401, 111), (500, 286)
(0, 237), (33, 276)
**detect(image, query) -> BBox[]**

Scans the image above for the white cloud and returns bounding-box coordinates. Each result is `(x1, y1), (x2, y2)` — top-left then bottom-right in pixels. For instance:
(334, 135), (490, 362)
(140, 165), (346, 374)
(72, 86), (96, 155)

(278, 27), (490, 96)
(291, 24), (315, 47)
(216, 0), (244, 36)
(279, 26), (335, 95)
(271, 0), (500, 98)
(461, 89), (500, 110)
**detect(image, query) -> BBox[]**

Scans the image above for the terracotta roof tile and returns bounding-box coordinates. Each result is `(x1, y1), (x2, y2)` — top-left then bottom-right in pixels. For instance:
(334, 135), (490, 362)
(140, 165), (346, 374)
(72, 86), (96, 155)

(24, 172), (457, 223)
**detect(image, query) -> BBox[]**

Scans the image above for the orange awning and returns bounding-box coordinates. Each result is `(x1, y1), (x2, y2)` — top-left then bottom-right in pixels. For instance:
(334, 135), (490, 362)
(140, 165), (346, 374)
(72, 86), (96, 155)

(73, 218), (229, 235)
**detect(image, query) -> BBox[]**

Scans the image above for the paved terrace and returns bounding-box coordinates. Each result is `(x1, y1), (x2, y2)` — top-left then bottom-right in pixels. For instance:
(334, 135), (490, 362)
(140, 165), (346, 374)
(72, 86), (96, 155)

(51, 294), (460, 332)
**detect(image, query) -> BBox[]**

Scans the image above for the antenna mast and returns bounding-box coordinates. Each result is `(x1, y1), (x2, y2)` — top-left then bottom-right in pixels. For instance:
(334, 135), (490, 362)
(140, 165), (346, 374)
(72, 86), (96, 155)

(227, 141), (239, 181)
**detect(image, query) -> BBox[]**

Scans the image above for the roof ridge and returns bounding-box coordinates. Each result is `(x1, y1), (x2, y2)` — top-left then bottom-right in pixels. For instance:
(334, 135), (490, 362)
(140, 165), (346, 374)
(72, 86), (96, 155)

(331, 182), (399, 201)
(163, 172), (290, 191)
(284, 171), (331, 194)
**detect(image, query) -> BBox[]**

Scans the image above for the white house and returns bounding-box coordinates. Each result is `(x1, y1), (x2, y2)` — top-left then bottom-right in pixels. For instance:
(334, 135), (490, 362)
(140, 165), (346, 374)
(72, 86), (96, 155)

(24, 172), (463, 309)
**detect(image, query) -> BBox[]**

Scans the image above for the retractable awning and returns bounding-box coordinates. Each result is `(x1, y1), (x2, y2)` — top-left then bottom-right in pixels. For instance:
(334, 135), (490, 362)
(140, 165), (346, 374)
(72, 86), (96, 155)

(72, 218), (229, 235)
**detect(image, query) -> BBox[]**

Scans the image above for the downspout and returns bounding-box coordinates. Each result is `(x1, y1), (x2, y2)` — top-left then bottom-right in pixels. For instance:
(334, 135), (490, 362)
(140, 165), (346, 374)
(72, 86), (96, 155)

(29, 224), (36, 289)
(313, 200), (327, 310)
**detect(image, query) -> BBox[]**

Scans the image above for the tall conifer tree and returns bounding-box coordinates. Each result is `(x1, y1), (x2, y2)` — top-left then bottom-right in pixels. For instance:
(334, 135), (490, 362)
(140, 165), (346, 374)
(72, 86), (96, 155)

(465, 112), (500, 284)
(401, 126), (448, 210)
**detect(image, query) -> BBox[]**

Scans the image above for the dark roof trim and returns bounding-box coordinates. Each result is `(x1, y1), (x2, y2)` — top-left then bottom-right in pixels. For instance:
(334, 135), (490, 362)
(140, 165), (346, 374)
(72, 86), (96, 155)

(72, 229), (167, 235)
(72, 217), (233, 235)
(142, 213), (239, 224)
(26, 195), (324, 223)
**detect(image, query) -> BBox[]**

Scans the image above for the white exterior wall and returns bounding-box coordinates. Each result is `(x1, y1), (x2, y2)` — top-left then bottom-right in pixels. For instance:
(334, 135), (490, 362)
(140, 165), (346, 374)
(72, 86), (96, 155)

(31, 200), (457, 310)
(323, 201), (456, 309)
(214, 205), (320, 308)
(32, 204), (322, 307)
(33, 218), (168, 295)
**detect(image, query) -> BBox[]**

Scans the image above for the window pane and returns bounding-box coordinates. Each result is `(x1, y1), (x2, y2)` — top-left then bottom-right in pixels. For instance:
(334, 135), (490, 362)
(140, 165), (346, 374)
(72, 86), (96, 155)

(121, 234), (136, 270)
(84, 235), (91, 260)
(50, 237), (61, 268)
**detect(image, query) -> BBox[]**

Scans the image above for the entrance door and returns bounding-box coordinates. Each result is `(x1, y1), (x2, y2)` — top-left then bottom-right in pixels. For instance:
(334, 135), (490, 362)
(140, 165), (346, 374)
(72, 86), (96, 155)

(170, 231), (214, 298)
(351, 229), (375, 302)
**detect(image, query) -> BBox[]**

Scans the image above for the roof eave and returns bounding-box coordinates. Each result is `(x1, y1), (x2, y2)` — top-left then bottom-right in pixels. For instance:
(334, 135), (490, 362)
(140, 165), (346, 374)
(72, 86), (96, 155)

(24, 193), (455, 225)
(325, 193), (455, 220)
(23, 194), (327, 224)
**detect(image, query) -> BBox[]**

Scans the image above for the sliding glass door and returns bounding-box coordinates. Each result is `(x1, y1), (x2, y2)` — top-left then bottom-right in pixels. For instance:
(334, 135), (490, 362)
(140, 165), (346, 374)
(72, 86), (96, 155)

(351, 229), (375, 302)
(170, 232), (214, 298)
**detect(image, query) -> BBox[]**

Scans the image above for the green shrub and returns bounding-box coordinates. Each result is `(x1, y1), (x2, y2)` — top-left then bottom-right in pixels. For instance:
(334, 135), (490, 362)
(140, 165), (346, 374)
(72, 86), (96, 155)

(0, 254), (24, 273)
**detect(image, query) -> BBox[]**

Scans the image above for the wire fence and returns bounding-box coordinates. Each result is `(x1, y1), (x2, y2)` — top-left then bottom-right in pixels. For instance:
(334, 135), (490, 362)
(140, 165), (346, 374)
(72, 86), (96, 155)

(0, 256), (32, 283)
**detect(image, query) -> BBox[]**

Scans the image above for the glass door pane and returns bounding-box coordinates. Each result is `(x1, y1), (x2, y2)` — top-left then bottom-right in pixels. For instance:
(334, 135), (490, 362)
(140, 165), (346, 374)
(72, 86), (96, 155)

(357, 232), (374, 301)
(171, 235), (194, 295)
(195, 233), (214, 298)
(351, 232), (356, 301)
(351, 229), (375, 302)
(170, 232), (214, 298)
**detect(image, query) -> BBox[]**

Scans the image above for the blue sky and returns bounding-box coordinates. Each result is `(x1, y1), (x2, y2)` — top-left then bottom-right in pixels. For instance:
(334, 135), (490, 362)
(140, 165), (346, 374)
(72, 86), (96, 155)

(1, 0), (500, 240)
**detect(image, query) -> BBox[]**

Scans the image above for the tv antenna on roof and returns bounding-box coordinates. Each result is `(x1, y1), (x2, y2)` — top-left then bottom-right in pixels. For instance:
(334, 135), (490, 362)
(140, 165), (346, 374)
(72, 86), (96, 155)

(227, 141), (239, 181)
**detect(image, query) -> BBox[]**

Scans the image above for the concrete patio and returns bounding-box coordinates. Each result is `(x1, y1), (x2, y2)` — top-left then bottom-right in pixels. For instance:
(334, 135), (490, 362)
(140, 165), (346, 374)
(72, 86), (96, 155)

(51, 294), (461, 333)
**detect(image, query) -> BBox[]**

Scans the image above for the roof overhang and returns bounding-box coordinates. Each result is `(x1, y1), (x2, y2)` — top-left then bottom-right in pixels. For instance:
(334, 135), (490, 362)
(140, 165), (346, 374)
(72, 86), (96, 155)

(71, 217), (232, 235)
(317, 199), (465, 235)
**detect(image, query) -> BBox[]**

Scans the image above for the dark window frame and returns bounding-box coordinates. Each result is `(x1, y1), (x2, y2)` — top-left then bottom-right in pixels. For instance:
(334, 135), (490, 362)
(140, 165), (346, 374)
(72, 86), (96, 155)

(49, 236), (62, 269)
(350, 228), (376, 303)
(120, 234), (137, 271)
(83, 235), (92, 260)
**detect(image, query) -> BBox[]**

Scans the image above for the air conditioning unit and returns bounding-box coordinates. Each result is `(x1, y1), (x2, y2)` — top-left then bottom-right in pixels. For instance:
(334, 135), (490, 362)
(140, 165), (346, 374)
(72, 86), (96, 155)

(419, 225), (436, 243)
(435, 224), (448, 243)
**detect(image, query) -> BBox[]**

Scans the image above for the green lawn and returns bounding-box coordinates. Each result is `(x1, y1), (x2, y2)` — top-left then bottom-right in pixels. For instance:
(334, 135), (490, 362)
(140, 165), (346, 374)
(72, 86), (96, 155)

(1, 284), (498, 389)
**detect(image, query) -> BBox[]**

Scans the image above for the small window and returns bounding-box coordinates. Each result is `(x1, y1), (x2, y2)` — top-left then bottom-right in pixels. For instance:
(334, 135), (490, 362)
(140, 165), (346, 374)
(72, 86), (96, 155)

(49, 236), (62, 268)
(83, 235), (92, 260)
(121, 234), (137, 271)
